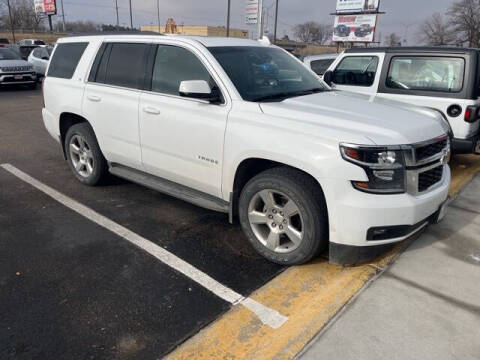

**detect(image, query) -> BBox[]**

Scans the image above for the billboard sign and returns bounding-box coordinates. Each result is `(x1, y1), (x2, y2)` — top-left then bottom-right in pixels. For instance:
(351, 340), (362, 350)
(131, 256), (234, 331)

(246, 0), (259, 24)
(336, 0), (380, 13)
(333, 14), (377, 42)
(34, 0), (57, 15)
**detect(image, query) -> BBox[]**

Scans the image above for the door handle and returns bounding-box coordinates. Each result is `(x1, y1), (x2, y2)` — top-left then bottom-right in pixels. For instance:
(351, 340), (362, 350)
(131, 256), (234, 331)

(87, 95), (101, 102)
(143, 106), (161, 115)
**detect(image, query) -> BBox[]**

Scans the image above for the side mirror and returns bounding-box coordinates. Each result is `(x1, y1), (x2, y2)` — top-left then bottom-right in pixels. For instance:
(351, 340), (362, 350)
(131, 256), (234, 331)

(179, 80), (221, 103)
(41, 56), (49, 61)
(323, 70), (333, 86)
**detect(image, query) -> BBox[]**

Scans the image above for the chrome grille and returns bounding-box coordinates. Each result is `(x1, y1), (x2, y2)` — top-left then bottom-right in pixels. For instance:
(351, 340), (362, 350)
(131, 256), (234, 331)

(418, 166), (443, 192)
(415, 138), (448, 162)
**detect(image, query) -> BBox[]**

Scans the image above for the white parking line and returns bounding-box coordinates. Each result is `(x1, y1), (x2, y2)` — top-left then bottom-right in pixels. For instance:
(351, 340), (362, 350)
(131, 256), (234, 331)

(0, 163), (288, 329)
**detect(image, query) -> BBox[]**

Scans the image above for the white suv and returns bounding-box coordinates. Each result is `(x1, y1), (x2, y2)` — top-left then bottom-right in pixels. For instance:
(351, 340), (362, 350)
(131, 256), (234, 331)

(42, 35), (451, 265)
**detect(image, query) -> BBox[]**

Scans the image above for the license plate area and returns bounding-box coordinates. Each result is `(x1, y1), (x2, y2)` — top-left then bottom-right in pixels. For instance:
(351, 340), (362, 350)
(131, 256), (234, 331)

(14, 75), (23, 80)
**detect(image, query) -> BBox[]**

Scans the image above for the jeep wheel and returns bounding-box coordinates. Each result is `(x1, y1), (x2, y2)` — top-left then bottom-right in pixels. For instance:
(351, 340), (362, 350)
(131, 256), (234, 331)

(65, 123), (108, 186)
(239, 167), (328, 265)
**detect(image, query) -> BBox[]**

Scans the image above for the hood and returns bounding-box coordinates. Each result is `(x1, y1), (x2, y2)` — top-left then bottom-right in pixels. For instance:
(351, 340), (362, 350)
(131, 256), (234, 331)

(0, 59), (33, 69)
(259, 91), (447, 146)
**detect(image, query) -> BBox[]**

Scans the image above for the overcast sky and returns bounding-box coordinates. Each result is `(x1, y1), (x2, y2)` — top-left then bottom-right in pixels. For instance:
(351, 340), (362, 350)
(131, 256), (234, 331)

(59, 0), (455, 44)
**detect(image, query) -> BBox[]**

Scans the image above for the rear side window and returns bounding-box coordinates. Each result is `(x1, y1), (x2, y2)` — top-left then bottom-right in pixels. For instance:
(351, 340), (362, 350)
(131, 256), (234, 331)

(48, 42), (88, 79)
(332, 56), (379, 87)
(386, 56), (465, 93)
(310, 59), (335, 76)
(104, 43), (148, 89)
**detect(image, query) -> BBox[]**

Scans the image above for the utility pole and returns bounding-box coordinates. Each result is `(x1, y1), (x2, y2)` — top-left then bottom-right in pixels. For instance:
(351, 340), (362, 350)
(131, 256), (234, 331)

(129, 0), (133, 30)
(157, 0), (161, 33)
(226, 0), (231, 37)
(273, 0), (279, 44)
(60, 0), (66, 32)
(257, 0), (263, 40)
(6, 0), (15, 43)
(115, 0), (120, 30)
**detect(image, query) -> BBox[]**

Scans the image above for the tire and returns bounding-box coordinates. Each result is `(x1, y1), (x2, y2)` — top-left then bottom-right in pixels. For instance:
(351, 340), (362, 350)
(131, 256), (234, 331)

(238, 167), (328, 265)
(65, 123), (108, 186)
(28, 82), (37, 90)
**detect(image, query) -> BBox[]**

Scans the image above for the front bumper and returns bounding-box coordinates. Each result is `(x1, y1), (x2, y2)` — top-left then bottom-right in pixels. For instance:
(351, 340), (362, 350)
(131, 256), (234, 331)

(452, 134), (480, 154)
(0, 72), (37, 85)
(322, 165), (450, 264)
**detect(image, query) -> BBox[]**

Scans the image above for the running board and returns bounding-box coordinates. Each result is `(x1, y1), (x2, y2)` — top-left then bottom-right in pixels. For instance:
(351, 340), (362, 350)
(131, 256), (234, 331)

(108, 164), (230, 213)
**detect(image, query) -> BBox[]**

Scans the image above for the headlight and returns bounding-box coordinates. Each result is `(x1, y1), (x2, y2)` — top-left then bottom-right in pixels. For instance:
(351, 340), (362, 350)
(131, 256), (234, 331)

(340, 144), (406, 194)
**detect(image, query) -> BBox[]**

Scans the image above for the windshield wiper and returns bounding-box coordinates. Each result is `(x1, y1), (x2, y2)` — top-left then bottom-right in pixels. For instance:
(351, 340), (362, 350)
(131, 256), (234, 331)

(252, 87), (324, 102)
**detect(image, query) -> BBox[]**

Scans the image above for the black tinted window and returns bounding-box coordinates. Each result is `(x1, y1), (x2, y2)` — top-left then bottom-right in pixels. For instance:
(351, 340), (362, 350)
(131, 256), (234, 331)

(332, 56), (378, 87)
(104, 43), (148, 89)
(48, 42), (88, 79)
(310, 59), (335, 75)
(151, 45), (212, 95)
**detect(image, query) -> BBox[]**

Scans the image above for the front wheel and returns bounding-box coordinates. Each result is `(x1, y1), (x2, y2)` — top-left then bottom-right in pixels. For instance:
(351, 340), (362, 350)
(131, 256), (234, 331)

(239, 167), (328, 265)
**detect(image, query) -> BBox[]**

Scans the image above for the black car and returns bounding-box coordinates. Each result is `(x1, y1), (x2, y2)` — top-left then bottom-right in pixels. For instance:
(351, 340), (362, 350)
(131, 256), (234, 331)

(354, 24), (373, 38)
(334, 24), (351, 38)
(0, 38), (10, 45)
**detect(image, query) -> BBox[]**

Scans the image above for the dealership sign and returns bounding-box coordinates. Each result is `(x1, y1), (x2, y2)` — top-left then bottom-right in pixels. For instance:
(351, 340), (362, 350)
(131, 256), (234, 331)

(34, 0), (57, 15)
(332, 14), (377, 42)
(336, 0), (380, 13)
(246, 0), (259, 24)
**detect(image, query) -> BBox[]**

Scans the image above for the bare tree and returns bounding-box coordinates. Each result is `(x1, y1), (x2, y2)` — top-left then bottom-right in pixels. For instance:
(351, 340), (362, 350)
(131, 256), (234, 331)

(447, 0), (480, 47)
(418, 13), (456, 45)
(0, 0), (46, 31)
(294, 21), (331, 44)
(385, 33), (401, 46)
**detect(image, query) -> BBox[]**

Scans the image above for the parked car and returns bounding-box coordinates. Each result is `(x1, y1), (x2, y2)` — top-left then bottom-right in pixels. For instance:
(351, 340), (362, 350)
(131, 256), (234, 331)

(303, 54), (338, 76)
(42, 35), (450, 265)
(354, 24), (373, 38)
(323, 47), (480, 154)
(0, 47), (37, 88)
(28, 46), (53, 77)
(334, 24), (351, 38)
(18, 39), (46, 46)
(0, 38), (10, 45)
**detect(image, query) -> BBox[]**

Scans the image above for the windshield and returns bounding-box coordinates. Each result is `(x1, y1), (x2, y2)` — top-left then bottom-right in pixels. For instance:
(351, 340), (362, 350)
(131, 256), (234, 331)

(34, 40), (46, 45)
(0, 48), (21, 60)
(209, 46), (326, 102)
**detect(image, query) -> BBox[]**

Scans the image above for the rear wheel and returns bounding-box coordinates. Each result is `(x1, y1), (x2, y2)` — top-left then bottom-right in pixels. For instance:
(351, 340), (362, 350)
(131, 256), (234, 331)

(65, 123), (108, 186)
(239, 167), (328, 265)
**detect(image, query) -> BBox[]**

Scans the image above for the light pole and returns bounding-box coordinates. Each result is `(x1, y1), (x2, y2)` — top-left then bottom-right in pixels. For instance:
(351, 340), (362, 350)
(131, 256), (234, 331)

(257, 0), (263, 40)
(60, 0), (66, 32)
(6, 0), (15, 43)
(129, 0), (133, 30)
(157, 0), (161, 33)
(273, 0), (279, 44)
(115, 0), (120, 30)
(226, 0), (231, 37)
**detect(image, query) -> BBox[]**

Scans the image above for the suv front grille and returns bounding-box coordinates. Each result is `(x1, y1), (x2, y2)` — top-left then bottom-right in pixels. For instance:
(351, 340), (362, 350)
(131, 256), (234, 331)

(418, 166), (443, 192)
(415, 138), (448, 162)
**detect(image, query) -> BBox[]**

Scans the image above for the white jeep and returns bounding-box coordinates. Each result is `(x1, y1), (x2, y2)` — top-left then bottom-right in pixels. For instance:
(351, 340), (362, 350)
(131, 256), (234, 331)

(42, 35), (451, 265)
(323, 47), (480, 154)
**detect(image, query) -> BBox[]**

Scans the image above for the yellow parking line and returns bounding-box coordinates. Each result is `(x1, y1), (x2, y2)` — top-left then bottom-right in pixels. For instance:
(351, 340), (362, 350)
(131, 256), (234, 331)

(166, 155), (480, 360)
(449, 154), (480, 196)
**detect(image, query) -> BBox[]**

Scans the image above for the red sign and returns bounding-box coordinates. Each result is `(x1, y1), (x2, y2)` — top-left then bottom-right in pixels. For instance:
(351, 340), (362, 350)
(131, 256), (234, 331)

(43, 0), (57, 15)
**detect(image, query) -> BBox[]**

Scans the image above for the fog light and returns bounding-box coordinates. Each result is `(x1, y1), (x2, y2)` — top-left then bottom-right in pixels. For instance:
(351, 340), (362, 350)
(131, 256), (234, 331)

(373, 170), (394, 181)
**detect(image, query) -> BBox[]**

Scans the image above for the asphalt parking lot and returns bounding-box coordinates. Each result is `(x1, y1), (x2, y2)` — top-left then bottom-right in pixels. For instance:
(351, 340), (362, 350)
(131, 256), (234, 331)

(0, 87), (284, 358)
(2, 87), (480, 360)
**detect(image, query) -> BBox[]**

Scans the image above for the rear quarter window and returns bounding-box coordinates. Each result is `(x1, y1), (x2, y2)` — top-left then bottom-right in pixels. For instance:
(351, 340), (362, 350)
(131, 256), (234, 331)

(47, 42), (88, 79)
(386, 56), (465, 93)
